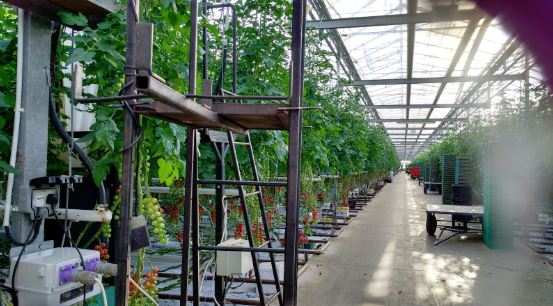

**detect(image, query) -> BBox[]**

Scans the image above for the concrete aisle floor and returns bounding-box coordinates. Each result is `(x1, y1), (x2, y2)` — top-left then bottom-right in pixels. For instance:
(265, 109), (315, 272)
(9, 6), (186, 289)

(297, 174), (553, 306)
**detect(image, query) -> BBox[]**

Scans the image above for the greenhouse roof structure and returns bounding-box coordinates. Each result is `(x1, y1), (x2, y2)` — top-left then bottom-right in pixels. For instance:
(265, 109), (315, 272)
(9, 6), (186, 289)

(307, 0), (534, 159)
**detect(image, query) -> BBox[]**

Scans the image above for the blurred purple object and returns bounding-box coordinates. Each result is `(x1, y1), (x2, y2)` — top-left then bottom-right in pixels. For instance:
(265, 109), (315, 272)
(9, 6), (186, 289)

(59, 264), (77, 285)
(475, 0), (553, 88)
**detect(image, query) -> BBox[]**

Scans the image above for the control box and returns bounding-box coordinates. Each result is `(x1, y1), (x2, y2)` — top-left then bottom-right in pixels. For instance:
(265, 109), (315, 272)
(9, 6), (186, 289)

(216, 239), (253, 276)
(7, 247), (101, 306)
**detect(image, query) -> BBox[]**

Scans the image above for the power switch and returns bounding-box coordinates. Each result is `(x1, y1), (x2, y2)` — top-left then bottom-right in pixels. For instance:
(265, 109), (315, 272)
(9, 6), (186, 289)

(32, 188), (58, 209)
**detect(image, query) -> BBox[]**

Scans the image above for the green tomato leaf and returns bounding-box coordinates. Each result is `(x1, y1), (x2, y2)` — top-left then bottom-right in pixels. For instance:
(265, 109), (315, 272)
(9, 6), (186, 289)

(157, 158), (177, 186)
(92, 164), (109, 186)
(0, 160), (16, 174)
(0, 130), (10, 145)
(67, 48), (95, 64)
(0, 91), (9, 108)
(58, 12), (88, 27)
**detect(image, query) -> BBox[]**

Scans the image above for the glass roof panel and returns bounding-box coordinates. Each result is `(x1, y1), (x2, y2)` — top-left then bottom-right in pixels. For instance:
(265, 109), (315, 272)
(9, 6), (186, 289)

(317, 0), (531, 158)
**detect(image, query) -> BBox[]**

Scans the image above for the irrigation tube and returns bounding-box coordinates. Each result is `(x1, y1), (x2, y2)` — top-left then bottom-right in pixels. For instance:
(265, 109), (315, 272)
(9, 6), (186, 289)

(2, 9), (24, 226)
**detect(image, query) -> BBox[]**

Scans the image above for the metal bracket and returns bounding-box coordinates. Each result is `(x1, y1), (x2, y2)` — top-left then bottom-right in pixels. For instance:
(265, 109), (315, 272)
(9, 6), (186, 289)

(9, 240), (54, 257)
(277, 106), (321, 111)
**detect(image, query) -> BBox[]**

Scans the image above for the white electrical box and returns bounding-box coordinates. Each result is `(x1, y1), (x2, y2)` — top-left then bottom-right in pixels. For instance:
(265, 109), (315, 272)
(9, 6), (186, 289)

(216, 239), (253, 276)
(7, 247), (101, 306)
(31, 188), (58, 209)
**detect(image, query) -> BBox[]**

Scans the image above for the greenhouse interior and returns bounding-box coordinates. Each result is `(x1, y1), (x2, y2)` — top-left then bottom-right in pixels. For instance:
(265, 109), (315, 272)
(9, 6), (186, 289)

(0, 0), (552, 305)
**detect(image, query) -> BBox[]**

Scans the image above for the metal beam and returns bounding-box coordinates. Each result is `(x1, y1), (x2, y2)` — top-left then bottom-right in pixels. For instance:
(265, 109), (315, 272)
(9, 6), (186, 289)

(365, 103), (490, 109)
(414, 39), (522, 156)
(310, 0), (380, 120)
(3, 0), (120, 26)
(370, 118), (466, 123)
(392, 142), (424, 145)
(345, 73), (525, 86)
(385, 127), (453, 130)
(136, 74), (247, 134)
(403, 0), (417, 159)
(407, 18), (480, 157)
(307, 8), (484, 29)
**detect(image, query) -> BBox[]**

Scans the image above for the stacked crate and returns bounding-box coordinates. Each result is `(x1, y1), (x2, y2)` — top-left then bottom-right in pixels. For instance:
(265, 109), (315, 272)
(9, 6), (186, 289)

(483, 143), (514, 249)
(425, 163), (431, 182)
(441, 155), (456, 205)
(430, 158), (440, 182)
(455, 157), (472, 185)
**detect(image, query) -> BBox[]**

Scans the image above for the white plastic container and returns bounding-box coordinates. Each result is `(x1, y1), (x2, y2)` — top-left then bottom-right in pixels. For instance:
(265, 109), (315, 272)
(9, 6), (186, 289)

(216, 239), (253, 276)
(7, 247), (101, 306)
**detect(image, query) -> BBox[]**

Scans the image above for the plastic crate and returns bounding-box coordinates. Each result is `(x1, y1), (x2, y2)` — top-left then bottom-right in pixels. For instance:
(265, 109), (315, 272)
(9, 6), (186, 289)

(482, 143), (514, 249)
(441, 155), (456, 205)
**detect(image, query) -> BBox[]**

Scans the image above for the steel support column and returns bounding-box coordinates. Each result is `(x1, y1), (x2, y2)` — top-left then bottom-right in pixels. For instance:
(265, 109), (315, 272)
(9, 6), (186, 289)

(180, 1), (199, 305)
(115, 1), (139, 305)
(213, 142), (227, 305)
(284, 0), (307, 305)
(11, 10), (51, 242)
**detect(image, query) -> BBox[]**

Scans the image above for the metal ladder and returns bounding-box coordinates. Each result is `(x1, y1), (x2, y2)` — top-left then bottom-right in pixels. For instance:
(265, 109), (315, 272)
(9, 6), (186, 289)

(180, 129), (284, 305)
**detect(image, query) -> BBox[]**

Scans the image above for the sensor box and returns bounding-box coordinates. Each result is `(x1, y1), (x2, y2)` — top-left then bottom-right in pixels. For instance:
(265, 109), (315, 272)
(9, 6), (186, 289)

(7, 247), (101, 306)
(216, 239), (253, 276)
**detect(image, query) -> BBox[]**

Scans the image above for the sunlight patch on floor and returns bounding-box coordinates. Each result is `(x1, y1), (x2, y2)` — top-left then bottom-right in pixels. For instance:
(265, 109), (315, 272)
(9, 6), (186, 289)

(365, 240), (397, 298)
(411, 251), (479, 304)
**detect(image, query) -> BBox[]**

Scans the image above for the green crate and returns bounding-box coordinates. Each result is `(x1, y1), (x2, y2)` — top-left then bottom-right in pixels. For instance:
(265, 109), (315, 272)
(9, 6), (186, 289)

(482, 143), (514, 249)
(441, 155), (456, 205)
(455, 157), (472, 185)
(430, 158), (440, 182)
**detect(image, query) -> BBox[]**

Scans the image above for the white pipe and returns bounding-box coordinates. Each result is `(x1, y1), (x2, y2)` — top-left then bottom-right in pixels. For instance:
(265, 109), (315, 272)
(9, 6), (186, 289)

(3, 9), (24, 227)
(47, 208), (113, 223)
(94, 278), (108, 306)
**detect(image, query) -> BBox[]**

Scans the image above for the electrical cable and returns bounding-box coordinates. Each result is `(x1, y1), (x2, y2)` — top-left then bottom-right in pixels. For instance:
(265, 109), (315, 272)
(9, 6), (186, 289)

(118, 81), (143, 152)
(3, 216), (41, 247)
(10, 209), (43, 306)
(0, 284), (17, 305)
(47, 23), (108, 205)
(94, 278), (108, 306)
(47, 74), (107, 205)
(199, 256), (214, 300)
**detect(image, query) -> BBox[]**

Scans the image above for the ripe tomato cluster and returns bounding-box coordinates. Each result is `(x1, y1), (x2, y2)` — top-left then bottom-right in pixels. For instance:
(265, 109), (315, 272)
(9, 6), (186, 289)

(143, 267), (159, 292)
(311, 208), (319, 221)
(298, 231), (309, 246)
(93, 242), (109, 261)
(234, 223), (244, 239)
(164, 205), (179, 222)
(262, 193), (274, 205)
(316, 193), (325, 201)
(280, 230), (309, 247)
(266, 211), (273, 228)
(129, 267), (159, 298)
(253, 221), (264, 245)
